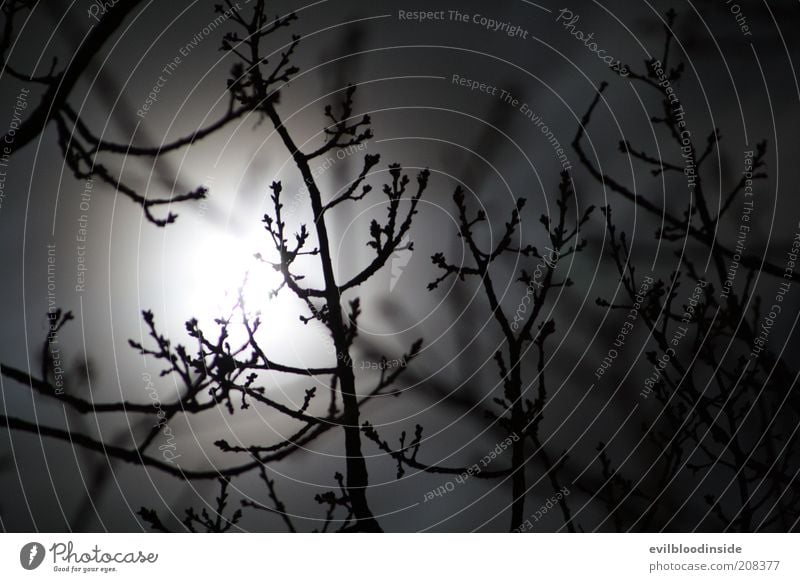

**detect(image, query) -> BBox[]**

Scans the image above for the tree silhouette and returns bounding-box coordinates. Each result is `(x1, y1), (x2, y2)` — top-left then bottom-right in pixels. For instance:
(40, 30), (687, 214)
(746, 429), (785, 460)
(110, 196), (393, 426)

(1, 1), (797, 534)
(1, 0), (431, 532)
(572, 9), (800, 531)
(412, 171), (592, 531)
(1, 0), (208, 225)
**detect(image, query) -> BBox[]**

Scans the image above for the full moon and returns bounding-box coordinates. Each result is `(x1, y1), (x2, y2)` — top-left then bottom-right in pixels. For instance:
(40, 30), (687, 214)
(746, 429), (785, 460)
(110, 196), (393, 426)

(160, 216), (331, 369)
(185, 229), (277, 320)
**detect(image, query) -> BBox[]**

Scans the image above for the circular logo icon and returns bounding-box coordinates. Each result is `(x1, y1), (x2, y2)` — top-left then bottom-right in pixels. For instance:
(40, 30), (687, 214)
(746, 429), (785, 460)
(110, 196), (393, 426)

(19, 542), (46, 570)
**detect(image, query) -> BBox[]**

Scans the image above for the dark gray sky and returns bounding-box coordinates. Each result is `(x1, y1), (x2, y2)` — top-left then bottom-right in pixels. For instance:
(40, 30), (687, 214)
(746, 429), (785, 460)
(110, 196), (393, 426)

(1, 0), (799, 532)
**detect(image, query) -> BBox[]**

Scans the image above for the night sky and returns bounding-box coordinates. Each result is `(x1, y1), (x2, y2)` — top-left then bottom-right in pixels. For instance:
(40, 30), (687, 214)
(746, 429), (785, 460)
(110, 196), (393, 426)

(1, 0), (799, 533)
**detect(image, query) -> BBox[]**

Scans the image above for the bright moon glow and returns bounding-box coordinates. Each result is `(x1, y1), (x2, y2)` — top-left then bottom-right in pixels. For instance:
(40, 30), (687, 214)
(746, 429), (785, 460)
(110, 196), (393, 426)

(184, 229), (285, 330)
(175, 224), (334, 368)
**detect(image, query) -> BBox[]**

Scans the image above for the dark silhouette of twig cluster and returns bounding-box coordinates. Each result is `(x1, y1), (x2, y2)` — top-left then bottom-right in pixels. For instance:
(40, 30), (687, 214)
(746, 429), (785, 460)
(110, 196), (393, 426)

(571, 10), (799, 531)
(1, 2), (797, 534)
(1, 0), (428, 533)
(1, 0), (217, 225)
(418, 172), (592, 531)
